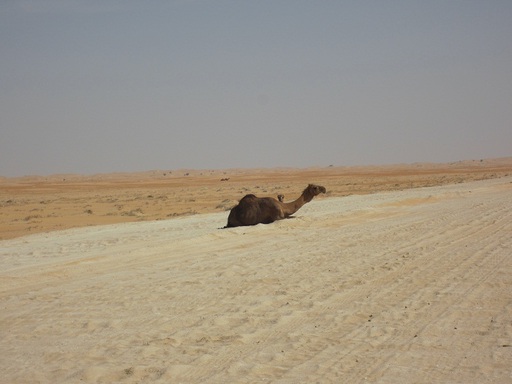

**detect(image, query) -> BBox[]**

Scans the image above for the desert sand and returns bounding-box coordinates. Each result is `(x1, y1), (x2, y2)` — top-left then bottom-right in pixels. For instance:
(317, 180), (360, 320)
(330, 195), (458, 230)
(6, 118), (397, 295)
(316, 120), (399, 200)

(1, 158), (511, 241)
(1, 159), (512, 383)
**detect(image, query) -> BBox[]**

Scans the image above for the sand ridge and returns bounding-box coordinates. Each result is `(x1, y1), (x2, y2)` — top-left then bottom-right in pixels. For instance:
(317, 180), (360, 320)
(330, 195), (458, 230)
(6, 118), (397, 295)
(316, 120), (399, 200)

(1, 157), (511, 240)
(1, 175), (511, 383)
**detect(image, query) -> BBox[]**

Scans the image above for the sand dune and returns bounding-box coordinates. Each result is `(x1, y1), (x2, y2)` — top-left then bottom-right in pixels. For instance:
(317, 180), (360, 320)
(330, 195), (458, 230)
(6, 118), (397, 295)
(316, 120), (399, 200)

(1, 176), (512, 383)
(2, 158), (511, 240)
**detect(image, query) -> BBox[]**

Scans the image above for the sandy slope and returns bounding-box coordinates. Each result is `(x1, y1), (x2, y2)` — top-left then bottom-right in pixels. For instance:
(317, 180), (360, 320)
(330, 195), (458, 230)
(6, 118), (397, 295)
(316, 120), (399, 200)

(2, 158), (511, 240)
(1, 176), (511, 383)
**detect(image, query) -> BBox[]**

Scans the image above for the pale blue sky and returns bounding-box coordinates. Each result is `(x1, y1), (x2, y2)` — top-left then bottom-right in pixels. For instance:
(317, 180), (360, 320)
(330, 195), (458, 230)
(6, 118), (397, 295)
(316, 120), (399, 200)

(1, 1), (511, 176)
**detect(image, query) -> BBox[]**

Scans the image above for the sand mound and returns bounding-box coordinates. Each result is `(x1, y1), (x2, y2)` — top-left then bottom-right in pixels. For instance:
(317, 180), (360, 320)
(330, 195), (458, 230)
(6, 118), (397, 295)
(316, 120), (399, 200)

(1, 176), (511, 383)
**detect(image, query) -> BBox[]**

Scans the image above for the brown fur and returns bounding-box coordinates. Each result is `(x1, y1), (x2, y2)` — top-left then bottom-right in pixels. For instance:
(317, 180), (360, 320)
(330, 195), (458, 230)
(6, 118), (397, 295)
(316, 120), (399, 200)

(225, 184), (326, 228)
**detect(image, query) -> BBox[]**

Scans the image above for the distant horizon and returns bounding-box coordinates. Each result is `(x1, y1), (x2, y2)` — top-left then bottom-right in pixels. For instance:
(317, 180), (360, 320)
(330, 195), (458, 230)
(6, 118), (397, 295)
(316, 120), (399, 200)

(2, 155), (511, 179)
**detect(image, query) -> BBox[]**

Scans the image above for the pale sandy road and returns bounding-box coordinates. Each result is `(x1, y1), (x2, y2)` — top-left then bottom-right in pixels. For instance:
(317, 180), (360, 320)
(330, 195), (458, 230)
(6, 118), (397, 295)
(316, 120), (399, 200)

(1, 177), (511, 383)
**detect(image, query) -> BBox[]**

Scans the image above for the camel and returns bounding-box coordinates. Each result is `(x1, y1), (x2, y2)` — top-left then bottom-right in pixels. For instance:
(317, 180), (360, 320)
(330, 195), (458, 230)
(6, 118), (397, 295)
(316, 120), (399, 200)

(225, 184), (326, 228)
(277, 194), (285, 202)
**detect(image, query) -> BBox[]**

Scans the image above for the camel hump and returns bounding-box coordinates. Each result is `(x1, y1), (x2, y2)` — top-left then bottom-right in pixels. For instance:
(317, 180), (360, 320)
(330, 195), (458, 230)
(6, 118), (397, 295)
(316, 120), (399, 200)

(240, 194), (257, 201)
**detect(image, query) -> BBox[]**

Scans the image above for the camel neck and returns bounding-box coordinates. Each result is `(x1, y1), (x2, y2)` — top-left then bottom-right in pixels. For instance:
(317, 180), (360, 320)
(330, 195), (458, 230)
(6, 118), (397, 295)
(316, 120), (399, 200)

(282, 193), (309, 216)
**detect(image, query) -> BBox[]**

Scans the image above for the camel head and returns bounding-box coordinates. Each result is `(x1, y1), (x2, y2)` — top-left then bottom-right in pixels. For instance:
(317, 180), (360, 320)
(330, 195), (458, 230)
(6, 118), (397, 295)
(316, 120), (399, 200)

(303, 184), (326, 201)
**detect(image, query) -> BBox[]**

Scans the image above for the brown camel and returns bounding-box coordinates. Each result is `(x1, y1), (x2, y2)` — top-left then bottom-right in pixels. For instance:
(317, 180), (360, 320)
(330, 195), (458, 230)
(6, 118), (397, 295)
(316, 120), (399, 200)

(225, 184), (326, 228)
(277, 194), (285, 202)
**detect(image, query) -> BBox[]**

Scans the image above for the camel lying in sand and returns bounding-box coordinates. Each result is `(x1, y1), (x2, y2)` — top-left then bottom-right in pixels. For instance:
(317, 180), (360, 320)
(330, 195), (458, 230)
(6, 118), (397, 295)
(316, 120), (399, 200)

(225, 184), (326, 227)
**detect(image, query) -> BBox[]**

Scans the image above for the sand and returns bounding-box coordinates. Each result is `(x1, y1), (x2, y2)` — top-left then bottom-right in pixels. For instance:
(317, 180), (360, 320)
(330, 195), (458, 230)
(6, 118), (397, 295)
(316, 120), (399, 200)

(1, 157), (511, 241)
(1, 160), (512, 383)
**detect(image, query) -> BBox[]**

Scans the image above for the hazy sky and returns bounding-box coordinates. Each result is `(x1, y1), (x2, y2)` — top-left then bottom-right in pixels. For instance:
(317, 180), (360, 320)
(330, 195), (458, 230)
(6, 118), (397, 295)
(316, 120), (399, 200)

(1, 1), (511, 176)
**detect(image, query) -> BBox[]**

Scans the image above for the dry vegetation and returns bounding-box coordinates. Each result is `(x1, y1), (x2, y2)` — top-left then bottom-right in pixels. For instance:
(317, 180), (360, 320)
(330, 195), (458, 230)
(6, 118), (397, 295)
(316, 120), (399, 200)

(1, 158), (511, 240)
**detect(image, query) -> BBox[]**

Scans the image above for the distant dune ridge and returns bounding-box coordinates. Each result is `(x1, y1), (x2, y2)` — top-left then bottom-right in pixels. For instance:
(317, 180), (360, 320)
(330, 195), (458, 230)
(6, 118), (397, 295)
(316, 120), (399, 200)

(1, 159), (512, 382)
(1, 157), (511, 240)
